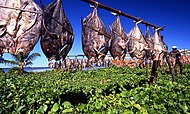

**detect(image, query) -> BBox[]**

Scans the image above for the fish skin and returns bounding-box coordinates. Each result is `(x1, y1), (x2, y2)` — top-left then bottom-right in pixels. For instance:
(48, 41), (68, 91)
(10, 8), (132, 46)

(0, 0), (42, 57)
(110, 16), (128, 60)
(127, 23), (148, 59)
(41, 0), (74, 62)
(82, 7), (110, 63)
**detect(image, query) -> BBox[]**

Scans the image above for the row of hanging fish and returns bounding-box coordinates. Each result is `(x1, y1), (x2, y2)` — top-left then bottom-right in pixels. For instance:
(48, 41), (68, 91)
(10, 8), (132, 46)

(0, 0), (168, 69)
(0, 0), (74, 68)
(81, 6), (168, 67)
(50, 56), (146, 70)
(80, 2), (175, 83)
(49, 57), (112, 70)
(82, 6), (129, 67)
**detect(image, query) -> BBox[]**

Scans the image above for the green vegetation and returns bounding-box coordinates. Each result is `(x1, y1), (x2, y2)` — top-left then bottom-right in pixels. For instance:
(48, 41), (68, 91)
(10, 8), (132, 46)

(0, 65), (189, 113)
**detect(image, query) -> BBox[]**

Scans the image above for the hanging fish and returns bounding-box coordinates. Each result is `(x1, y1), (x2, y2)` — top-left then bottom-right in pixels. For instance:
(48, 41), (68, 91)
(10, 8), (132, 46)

(152, 28), (167, 61)
(81, 57), (87, 68)
(0, 0), (42, 57)
(127, 21), (149, 59)
(73, 56), (80, 69)
(109, 15), (128, 60)
(40, 0), (74, 66)
(143, 25), (154, 64)
(145, 26), (154, 50)
(150, 28), (176, 83)
(82, 6), (111, 66)
(64, 57), (72, 70)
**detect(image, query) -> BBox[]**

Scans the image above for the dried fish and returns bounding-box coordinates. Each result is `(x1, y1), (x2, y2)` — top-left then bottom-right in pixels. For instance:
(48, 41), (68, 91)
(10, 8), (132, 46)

(0, 0), (42, 57)
(82, 7), (110, 66)
(127, 22), (148, 59)
(40, 0), (74, 66)
(109, 15), (128, 60)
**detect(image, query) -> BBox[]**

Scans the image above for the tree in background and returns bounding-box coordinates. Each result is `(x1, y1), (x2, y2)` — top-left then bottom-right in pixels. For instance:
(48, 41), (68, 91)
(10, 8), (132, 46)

(0, 52), (41, 71)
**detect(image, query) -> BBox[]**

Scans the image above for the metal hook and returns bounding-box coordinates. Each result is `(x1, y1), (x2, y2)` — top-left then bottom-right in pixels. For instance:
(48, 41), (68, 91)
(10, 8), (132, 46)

(155, 27), (162, 31)
(95, 1), (99, 8)
(136, 19), (143, 25)
(110, 12), (118, 16)
(146, 24), (149, 30)
(90, 1), (98, 9)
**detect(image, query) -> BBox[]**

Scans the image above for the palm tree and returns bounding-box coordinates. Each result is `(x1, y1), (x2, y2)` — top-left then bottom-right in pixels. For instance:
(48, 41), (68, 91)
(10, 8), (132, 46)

(0, 52), (41, 70)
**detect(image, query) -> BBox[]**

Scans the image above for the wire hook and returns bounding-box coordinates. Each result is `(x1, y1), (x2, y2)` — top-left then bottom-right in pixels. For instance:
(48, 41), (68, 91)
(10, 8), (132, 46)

(136, 19), (143, 25)
(95, 1), (99, 8)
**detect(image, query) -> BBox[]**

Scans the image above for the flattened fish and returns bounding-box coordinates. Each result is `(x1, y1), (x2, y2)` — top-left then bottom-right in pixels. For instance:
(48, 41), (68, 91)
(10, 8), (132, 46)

(109, 15), (128, 60)
(145, 26), (154, 49)
(152, 29), (167, 61)
(0, 0), (42, 57)
(82, 7), (110, 65)
(73, 57), (80, 69)
(40, 0), (74, 64)
(81, 57), (87, 68)
(127, 22), (148, 59)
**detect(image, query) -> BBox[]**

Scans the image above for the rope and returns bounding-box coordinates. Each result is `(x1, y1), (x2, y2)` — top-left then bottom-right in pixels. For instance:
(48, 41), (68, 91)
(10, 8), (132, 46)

(0, 5), (42, 14)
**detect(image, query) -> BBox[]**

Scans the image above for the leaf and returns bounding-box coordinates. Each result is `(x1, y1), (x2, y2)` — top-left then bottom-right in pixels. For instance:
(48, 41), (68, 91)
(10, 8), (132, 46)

(134, 104), (148, 114)
(16, 105), (25, 113)
(62, 101), (72, 108)
(124, 104), (131, 108)
(153, 103), (158, 109)
(25, 53), (41, 63)
(45, 101), (50, 104)
(7, 92), (12, 98)
(120, 92), (126, 98)
(134, 104), (142, 110)
(37, 104), (48, 113)
(62, 108), (73, 113)
(51, 103), (60, 112)
(1, 59), (19, 66)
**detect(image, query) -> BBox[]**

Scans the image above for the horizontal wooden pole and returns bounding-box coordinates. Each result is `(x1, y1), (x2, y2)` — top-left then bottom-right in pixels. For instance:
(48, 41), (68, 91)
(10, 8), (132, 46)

(81, 0), (164, 30)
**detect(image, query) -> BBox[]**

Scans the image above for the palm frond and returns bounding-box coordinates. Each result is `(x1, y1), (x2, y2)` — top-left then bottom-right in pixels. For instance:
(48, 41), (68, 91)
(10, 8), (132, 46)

(25, 61), (33, 66)
(1, 59), (19, 66)
(12, 53), (22, 62)
(13, 52), (28, 62)
(25, 53), (41, 63)
(11, 54), (19, 62)
(1, 52), (40, 69)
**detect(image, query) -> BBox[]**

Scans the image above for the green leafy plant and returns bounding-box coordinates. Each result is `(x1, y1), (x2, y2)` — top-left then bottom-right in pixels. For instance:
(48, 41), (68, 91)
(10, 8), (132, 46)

(0, 65), (189, 113)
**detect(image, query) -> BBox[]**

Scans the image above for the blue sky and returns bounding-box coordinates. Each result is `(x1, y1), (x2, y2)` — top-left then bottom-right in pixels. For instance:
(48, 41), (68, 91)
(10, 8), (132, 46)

(0, 0), (190, 68)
